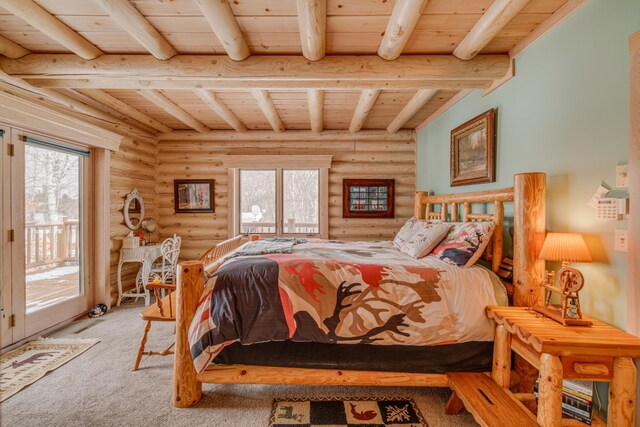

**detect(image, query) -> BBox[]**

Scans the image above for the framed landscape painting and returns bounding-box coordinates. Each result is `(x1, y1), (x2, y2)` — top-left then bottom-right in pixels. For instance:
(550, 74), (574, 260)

(450, 109), (496, 187)
(174, 179), (215, 213)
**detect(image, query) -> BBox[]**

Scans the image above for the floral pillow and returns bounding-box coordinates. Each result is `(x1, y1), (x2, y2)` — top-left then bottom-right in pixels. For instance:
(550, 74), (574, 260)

(401, 222), (452, 258)
(430, 221), (495, 267)
(393, 217), (418, 250)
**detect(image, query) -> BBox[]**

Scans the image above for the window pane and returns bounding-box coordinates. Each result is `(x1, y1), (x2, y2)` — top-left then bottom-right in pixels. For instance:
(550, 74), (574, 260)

(283, 169), (319, 234)
(24, 143), (82, 313)
(240, 170), (276, 234)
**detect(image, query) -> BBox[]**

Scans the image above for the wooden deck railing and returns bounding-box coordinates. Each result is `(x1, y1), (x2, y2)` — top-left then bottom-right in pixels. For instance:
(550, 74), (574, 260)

(25, 219), (80, 269)
(240, 221), (318, 235)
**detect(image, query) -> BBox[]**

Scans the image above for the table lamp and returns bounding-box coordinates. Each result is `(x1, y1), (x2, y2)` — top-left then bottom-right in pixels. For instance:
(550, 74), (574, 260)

(533, 232), (593, 326)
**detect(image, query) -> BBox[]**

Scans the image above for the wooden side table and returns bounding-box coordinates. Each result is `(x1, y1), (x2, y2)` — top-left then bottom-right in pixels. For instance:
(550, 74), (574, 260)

(486, 306), (640, 427)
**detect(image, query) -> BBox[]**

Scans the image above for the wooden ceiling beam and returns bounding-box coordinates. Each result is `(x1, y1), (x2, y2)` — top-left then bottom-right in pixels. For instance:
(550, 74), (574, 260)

(157, 129), (416, 142)
(349, 90), (381, 133)
(1, 0), (103, 60)
(0, 54), (510, 90)
(387, 89), (438, 133)
(251, 89), (285, 133)
(454, 0), (531, 60)
(195, 89), (247, 133)
(196, 0), (250, 61)
(0, 35), (30, 59)
(308, 89), (324, 133)
(138, 90), (209, 133)
(415, 89), (473, 131)
(296, 0), (326, 61)
(0, 69), (155, 138)
(378, 0), (429, 61)
(76, 88), (172, 133)
(94, 0), (177, 60)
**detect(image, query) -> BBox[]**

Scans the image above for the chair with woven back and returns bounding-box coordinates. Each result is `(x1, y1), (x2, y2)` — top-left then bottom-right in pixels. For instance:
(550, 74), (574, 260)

(132, 281), (177, 371)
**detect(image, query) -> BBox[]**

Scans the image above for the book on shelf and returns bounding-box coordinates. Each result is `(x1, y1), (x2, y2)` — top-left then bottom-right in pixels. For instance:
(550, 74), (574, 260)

(534, 378), (593, 424)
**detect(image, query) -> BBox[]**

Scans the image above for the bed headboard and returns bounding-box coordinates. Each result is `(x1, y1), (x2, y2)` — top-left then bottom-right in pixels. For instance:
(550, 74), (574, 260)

(414, 172), (546, 308)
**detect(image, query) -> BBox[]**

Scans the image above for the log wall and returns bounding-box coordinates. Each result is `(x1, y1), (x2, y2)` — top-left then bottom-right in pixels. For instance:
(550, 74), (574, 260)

(109, 137), (159, 303)
(156, 138), (416, 261)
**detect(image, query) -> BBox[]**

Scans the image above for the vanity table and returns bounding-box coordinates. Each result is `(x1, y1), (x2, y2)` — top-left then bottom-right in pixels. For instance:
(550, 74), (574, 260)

(116, 245), (162, 306)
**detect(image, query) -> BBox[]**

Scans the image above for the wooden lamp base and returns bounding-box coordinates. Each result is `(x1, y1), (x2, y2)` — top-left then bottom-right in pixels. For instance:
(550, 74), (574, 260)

(532, 304), (593, 327)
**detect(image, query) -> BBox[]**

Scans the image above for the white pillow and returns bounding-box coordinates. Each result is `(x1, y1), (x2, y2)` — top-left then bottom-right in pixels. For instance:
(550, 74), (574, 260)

(430, 221), (495, 267)
(401, 222), (452, 258)
(393, 217), (418, 250)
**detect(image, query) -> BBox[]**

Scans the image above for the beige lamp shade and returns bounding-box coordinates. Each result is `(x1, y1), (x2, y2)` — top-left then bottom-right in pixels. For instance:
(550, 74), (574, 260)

(539, 232), (592, 263)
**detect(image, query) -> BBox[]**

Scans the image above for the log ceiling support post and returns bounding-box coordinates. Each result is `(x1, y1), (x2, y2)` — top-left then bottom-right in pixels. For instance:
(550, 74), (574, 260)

(387, 89), (437, 133)
(138, 89), (209, 133)
(296, 0), (327, 61)
(349, 90), (381, 133)
(378, 0), (429, 60)
(251, 89), (285, 133)
(453, 0), (531, 60)
(196, 0), (250, 61)
(1, 0), (103, 60)
(195, 89), (247, 133)
(95, 0), (177, 60)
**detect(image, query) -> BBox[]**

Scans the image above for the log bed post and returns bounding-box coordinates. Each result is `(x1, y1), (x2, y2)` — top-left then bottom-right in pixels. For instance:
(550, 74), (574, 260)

(173, 261), (205, 408)
(512, 172), (546, 403)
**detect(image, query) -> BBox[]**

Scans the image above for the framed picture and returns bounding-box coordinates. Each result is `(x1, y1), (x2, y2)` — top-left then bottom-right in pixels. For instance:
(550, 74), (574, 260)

(450, 109), (496, 187)
(174, 179), (215, 213)
(343, 179), (394, 218)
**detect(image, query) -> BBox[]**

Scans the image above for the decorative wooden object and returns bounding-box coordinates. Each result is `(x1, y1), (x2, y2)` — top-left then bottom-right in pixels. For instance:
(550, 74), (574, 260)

(342, 179), (395, 218)
(172, 173), (546, 408)
(486, 306), (640, 427)
(450, 109), (496, 187)
(534, 232), (593, 326)
(173, 179), (215, 213)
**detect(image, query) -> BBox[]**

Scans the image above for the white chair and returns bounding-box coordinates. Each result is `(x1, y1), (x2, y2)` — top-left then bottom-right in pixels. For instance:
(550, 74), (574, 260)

(135, 235), (181, 300)
(150, 235), (181, 284)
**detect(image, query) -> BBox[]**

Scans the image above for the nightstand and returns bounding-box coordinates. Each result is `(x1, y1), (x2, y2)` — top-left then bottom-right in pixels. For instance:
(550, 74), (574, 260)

(486, 306), (640, 427)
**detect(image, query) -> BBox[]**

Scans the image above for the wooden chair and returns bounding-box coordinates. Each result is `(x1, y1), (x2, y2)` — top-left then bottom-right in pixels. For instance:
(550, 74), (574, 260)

(133, 282), (177, 371)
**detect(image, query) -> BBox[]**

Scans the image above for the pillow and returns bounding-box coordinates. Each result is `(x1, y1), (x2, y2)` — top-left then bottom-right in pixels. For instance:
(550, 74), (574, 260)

(393, 217), (418, 250)
(430, 221), (495, 267)
(401, 222), (452, 258)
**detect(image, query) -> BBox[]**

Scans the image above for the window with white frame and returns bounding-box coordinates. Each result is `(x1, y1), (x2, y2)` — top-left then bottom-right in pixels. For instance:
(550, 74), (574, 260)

(225, 155), (330, 238)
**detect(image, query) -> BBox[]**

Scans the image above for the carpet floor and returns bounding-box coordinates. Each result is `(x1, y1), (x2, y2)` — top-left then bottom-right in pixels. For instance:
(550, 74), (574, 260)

(0, 302), (478, 427)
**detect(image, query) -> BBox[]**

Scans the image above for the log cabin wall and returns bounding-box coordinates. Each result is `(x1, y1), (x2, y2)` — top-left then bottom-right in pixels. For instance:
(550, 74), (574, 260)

(109, 137), (159, 303)
(156, 137), (415, 261)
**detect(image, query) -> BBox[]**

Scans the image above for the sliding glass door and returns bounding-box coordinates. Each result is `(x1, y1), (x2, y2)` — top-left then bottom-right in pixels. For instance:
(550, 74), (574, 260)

(1, 127), (92, 345)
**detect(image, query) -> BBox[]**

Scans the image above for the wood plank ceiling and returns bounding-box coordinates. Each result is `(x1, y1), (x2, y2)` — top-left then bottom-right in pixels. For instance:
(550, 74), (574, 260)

(0, 0), (571, 136)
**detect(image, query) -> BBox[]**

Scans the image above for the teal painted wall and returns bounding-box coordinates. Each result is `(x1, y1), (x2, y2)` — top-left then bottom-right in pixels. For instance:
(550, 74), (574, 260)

(418, 0), (639, 332)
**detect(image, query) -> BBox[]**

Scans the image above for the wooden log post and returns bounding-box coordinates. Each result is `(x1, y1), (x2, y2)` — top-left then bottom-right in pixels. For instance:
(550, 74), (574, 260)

(492, 200), (504, 272)
(608, 357), (637, 426)
(537, 353), (563, 427)
(492, 324), (511, 388)
(513, 172), (546, 404)
(414, 192), (426, 220)
(173, 261), (205, 408)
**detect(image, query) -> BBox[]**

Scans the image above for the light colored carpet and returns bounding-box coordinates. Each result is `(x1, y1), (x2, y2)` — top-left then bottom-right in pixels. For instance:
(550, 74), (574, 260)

(0, 302), (478, 427)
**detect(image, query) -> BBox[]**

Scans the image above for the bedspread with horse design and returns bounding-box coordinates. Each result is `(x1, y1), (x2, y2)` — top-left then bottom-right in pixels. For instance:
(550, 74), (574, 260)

(189, 239), (505, 373)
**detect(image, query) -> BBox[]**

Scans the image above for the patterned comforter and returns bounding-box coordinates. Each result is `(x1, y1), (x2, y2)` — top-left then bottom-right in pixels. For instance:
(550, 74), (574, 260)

(189, 239), (507, 373)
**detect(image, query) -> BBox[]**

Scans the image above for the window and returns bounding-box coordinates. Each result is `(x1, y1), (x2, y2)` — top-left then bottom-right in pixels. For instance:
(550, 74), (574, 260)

(237, 168), (322, 236)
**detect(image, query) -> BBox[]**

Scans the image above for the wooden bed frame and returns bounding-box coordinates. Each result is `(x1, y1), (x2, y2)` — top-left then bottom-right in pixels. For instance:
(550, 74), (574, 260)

(172, 172), (546, 408)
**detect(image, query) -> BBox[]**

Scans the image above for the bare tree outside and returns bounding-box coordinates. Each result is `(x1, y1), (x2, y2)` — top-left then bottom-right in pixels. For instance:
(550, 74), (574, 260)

(239, 169), (319, 234)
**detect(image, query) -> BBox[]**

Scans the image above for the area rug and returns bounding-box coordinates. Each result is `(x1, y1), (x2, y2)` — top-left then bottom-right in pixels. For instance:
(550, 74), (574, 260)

(0, 338), (99, 402)
(269, 397), (428, 426)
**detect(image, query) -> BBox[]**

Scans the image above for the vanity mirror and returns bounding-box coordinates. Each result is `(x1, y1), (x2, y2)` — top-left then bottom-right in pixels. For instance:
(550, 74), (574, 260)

(124, 189), (145, 230)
